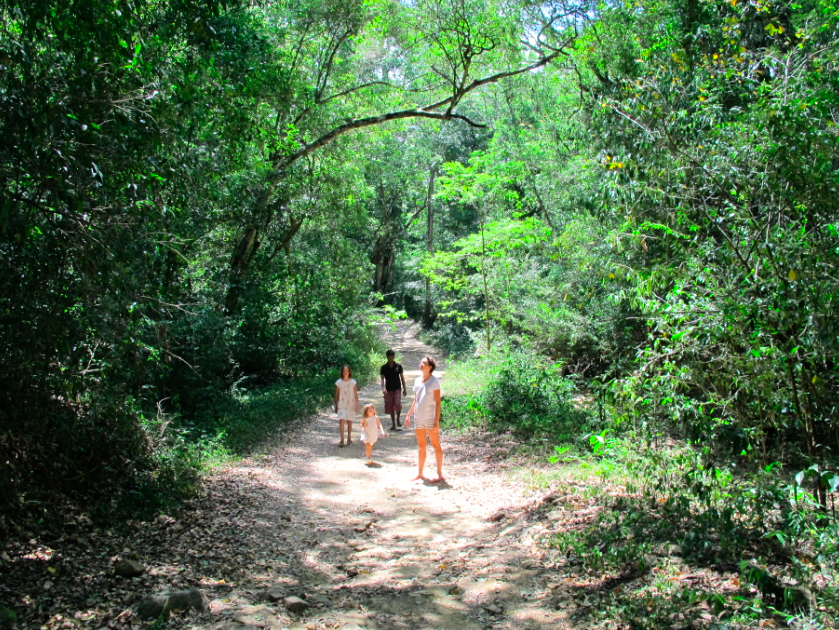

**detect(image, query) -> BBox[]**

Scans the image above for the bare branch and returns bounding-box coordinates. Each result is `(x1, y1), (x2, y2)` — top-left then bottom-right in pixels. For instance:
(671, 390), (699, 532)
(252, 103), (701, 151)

(316, 28), (353, 102)
(273, 50), (567, 174)
(318, 81), (391, 105)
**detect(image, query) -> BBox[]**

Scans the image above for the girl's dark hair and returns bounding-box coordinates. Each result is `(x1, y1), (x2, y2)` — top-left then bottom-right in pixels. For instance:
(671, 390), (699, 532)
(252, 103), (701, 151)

(422, 356), (437, 372)
(339, 364), (353, 378)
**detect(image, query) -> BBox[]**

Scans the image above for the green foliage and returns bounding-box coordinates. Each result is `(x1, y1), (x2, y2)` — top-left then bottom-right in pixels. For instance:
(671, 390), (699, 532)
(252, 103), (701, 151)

(208, 373), (347, 453)
(439, 348), (592, 439)
(570, 0), (839, 491)
(438, 353), (496, 430)
(483, 350), (590, 439)
(0, 605), (17, 626)
(112, 424), (226, 521)
(546, 437), (838, 627)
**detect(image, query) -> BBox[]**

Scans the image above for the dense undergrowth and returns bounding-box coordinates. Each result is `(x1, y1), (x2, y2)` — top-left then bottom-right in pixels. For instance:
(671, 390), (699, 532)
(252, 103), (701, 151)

(2, 342), (379, 530)
(442, 350), (839, 629)
(440, 345), (593, 442)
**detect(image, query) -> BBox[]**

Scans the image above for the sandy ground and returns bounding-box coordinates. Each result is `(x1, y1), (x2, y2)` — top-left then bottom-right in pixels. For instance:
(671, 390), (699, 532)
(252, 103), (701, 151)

(196, 320), (571, 630)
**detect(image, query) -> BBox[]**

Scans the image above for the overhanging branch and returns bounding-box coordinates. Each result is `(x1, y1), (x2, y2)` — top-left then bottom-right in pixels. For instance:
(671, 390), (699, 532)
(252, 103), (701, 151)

(272, 50), (567, 175)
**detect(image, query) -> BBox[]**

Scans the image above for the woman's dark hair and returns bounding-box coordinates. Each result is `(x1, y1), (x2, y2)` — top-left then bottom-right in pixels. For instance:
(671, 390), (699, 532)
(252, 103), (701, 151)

(339, 364), (353, 378)
(422, 356), (436, 372)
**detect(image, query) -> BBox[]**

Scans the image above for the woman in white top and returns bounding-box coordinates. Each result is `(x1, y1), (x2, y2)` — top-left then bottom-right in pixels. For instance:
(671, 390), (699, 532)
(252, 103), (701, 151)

(334, 365), (359, 447)
(404, 356), (444, 482)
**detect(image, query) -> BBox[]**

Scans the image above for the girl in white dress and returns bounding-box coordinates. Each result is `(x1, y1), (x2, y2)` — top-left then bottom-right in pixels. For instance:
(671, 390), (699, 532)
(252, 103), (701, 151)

(360, 404), (386, 465)
(334, 365), (359, 447)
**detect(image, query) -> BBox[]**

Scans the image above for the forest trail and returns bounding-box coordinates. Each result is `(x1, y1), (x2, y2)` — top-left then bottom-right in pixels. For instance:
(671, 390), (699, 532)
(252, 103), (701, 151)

(1, 321), (577, 630)
(196, 320), (568, 630)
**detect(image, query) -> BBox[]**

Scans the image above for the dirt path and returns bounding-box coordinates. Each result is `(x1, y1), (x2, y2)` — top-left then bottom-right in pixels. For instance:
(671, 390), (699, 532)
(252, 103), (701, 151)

(197, 321), (569, 630)
(0, 321), (575, 630)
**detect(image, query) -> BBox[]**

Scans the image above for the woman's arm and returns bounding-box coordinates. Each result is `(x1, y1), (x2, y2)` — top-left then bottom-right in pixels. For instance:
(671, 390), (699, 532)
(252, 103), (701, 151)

(353, 384), (359, 410)
(404, 396), (417, 428)
(334, 385), (339, 412)
(433, 388), (442, 429)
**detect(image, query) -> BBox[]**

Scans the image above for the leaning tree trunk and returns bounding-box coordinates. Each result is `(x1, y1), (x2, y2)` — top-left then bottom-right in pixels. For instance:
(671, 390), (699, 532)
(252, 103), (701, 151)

(371, 234), (393, 296)
(422, 167), (436, 328)
(224, 227), (261, 315)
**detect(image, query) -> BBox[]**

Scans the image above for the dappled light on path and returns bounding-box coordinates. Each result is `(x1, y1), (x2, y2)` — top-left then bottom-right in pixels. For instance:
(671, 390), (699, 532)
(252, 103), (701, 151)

(196, 321), (567, 630)
(0, 321), (574, 630)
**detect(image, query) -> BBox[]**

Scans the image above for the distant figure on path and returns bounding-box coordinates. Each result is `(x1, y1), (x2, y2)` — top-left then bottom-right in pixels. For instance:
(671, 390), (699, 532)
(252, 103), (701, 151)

(334, 365), (359, 447)
(404, 356), (444, 483)
(380, 349), (407, 430)
(360, 404), (387, 466)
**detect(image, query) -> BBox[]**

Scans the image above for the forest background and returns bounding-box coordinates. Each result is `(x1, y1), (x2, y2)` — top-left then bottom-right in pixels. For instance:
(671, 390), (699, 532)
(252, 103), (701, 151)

(1, 0), (838, 624)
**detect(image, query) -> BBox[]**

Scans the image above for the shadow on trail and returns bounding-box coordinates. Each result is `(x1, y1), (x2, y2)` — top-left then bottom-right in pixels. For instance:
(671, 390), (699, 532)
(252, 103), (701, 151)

(200, 451), (562, 630)
(1, 321), (566, 630)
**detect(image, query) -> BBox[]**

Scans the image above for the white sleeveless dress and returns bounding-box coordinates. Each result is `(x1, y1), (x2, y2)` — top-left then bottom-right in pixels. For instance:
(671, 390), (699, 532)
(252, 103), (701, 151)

(361, 416), (382, 445)
(335, 378), (357, 421)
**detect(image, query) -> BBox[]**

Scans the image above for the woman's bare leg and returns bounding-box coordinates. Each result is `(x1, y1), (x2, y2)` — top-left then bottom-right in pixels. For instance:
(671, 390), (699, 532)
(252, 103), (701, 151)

(339, 419), (345, 445)
(427, 429), (444, 481)
(347, 421), (353, 444)
(413, 429), (427, 480)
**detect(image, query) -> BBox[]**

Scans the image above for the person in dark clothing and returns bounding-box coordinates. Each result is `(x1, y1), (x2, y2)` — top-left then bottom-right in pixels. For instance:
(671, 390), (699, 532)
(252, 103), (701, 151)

(380, 349), (408, 430)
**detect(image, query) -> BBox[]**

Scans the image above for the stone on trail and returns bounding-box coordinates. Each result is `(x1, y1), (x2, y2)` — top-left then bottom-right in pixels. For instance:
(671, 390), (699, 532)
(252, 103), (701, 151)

(487, 510), (506, 522)
(134, 588), (208, 620)
(353, 520), (374, 533)
(283, 596), (310, 613)
(113, 558), (145, 578)
(541, 490), (565, 505)
(266, 588), (285, 602)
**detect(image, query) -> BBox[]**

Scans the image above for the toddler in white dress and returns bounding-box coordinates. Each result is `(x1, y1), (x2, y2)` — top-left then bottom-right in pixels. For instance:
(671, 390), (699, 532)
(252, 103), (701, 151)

(360, 404), (386, 465)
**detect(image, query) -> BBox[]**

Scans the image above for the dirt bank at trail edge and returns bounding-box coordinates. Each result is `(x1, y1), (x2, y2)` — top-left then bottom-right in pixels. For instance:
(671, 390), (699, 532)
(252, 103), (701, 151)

(1, 321), (578, 630)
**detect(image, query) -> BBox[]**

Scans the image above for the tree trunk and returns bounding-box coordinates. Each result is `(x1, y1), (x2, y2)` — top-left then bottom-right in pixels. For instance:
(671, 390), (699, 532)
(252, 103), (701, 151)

(224, 227), (260, 314)
(422, 167), (436, 328)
